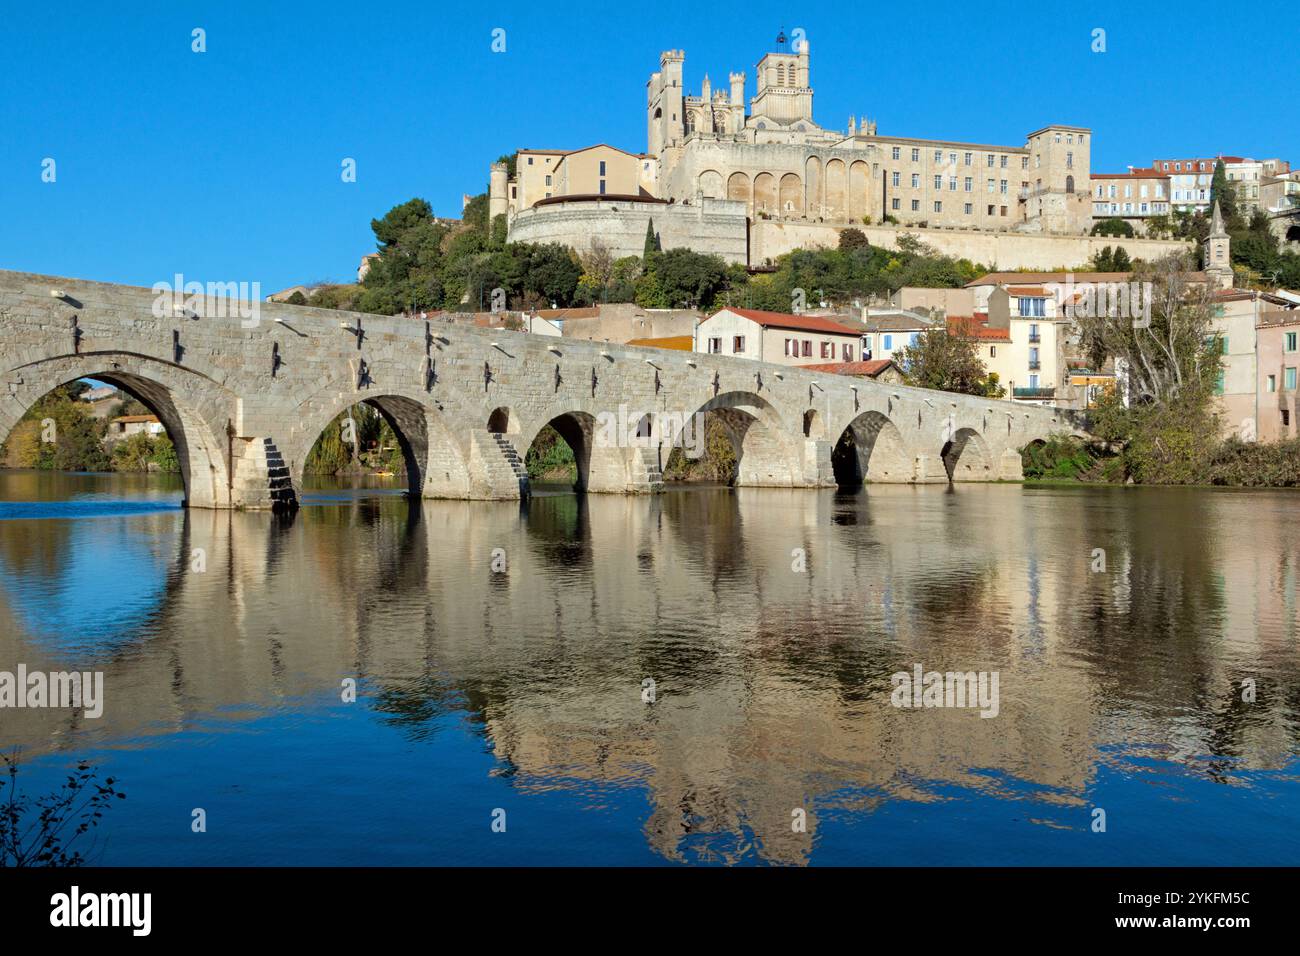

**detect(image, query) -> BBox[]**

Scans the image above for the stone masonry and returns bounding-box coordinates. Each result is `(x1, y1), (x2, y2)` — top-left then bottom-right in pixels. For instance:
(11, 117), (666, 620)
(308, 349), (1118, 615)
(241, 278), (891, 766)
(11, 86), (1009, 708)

(0, 270), (1085, 510)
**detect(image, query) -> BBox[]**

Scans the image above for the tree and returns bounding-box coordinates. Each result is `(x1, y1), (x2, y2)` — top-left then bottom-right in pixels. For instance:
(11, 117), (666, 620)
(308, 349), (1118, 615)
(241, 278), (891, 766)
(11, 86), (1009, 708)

(839, 227), (869, 250)
(653, 248), (730, 309)
(642, 219), (661, 258)
(0, 752), (125, 867)
(1091, 245), (1132, 272)
(1075, 253), (1220, 409)
(1091, 217), (1134, 238)
(1210, 160), (1242, 230)
(895, 325), (1002, 397)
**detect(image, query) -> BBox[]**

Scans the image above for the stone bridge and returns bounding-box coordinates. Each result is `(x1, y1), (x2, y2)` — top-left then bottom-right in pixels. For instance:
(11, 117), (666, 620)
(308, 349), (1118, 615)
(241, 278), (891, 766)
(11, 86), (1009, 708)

(0, 270), (1085, 509)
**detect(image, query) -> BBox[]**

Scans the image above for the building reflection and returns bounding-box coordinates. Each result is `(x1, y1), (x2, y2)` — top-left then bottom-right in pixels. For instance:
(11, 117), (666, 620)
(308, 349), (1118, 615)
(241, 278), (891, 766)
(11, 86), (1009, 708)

(0, 483), (1297, 864)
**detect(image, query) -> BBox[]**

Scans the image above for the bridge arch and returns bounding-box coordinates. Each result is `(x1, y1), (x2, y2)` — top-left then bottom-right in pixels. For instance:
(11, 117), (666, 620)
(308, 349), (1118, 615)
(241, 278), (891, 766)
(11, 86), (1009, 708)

(668, 390), (802, 486)
(832, 411), (911, 486)
(287, 387), (470, 500)
(941, 426), (994, 481)
(0, 352), (233, 508)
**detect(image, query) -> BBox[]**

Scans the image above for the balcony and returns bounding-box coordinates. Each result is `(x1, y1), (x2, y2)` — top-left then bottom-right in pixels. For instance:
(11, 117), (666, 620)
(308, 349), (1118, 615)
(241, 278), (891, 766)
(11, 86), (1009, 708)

(1028, 333), (1041, 343)
(1013, 387), (1055, 399)
(1028, 361), (1041, 371)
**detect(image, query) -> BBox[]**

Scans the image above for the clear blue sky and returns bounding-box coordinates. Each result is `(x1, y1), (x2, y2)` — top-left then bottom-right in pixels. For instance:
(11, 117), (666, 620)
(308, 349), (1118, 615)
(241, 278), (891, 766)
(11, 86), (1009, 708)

(1, 0), (1294, 292)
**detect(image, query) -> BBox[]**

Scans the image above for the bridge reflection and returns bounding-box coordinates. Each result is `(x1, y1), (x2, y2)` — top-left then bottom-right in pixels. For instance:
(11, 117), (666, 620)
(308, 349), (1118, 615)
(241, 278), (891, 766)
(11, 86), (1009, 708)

(1, 484), (1297, 864)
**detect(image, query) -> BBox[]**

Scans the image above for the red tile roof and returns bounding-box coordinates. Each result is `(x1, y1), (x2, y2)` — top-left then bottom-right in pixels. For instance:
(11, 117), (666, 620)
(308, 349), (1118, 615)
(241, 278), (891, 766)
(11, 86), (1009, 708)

(799, 359), (898, 378)
(711, 308), (861, 336)
(947, 316), (1011, 341)
(1006, 286), (1049, 296)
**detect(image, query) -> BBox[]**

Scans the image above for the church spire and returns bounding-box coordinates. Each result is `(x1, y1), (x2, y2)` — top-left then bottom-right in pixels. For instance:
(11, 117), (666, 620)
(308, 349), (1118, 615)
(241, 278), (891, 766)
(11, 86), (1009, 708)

(1210, 199), (1226, 237)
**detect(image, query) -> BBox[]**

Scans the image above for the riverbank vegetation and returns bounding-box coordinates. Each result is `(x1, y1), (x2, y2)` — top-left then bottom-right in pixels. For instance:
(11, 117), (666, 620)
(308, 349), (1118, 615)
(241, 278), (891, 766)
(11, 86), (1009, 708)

(0, 385), (177, 474)
(304, 404), (407, 476)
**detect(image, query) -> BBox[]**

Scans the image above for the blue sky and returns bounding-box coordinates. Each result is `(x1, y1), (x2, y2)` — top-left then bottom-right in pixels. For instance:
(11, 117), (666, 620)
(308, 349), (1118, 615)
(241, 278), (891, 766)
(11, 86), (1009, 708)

(1, 0), (1294, 292)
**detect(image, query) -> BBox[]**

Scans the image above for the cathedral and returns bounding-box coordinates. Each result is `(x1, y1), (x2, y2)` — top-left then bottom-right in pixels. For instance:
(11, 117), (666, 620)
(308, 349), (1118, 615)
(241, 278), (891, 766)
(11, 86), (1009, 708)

(491, 37), (1103, 267)
(646, 37), (1091, 234)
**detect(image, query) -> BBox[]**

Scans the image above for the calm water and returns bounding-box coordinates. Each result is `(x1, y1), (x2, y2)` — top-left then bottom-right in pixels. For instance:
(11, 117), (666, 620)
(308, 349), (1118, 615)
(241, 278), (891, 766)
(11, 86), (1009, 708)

(1, 469), (1299, 866)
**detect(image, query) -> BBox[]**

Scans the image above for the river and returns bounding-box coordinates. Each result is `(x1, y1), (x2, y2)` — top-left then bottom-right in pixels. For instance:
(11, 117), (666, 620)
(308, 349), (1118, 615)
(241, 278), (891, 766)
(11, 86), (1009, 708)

(1, 470), (1298, 866)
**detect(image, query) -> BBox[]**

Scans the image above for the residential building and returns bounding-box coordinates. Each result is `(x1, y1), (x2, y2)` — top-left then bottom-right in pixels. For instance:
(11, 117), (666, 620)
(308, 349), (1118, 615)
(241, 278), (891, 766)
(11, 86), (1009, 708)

(855, 309), (937, 362)
(798, 358), (906, 384)
(107, 415), (163, 439)
(694, 308), (862, 366)
(1089, 170), (1171, 232)
(1211, 288), (1300, 440)
(1256, 309), (1300, 441)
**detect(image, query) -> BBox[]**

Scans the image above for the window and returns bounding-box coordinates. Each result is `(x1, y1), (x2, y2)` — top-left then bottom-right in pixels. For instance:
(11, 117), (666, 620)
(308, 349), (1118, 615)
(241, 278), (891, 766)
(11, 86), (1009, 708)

(912, 148), (920, 162)
(911, 199), (920, 211)
(1001, 155), (1009, 168)
(1029, 347), (1040, 369)
(784, 338), (795, 356)
(842, 343), (854, 361)
(987, 154), (995, 167)
(1000, 206), (1008, 216)
(599, 180), (606, 195)
(708, 337), (722, 354)
(1288, 367), (1298, 390)
(1066, 152), (1073, 169)
(988, 179), (995, 193)
(1021, 156), (1028, 169)
(1284, 409), (1292, 428)
(912, 173), (920, 188)
(1287, 332), (1297, 352)
(527, 157), (534, 165)
(892, 171), (900, 186)
(1215, 370), (1225, 395)
(934, 149), (942, 163)
(949, 152), (957, 165)
(802, 340), (812, 357)
(892, 197), (900, 210)
(990, 346), (997, 357)
(964, 203), (972, 214)
(1000, 180), (1008, 194)
(934, 201), (942, 212)
(599, 160), (606, 175)
(732, 335), (745, 353)
(934, 175), (942, 189)
(892, 146), (901, 160)
(949, 177), (957, 191)
(883, 334), (893, 350)
(964, 152), (972, 165)
(964, 177), (972, 192)
(1267, 374), (1276, 393)
(821, 341), (833, 359)
(1021, 299), (1046, 317)
(987, 204), (995, 215)
(545, 175), (552, 186)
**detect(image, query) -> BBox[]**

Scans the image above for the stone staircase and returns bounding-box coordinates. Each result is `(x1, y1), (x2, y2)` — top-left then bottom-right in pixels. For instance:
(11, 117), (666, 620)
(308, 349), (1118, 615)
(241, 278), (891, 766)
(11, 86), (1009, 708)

(629, 446), (664, 494)
(467, 430), (529, 499)
(264, 439), (297, 509)
(491, 433), (529, 483)
(230, 437), (299, 510)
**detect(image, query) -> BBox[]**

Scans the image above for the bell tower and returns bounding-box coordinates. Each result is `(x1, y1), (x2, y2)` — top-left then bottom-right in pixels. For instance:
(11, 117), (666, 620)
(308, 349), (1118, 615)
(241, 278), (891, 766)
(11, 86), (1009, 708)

(1204, 200), (1233, 290)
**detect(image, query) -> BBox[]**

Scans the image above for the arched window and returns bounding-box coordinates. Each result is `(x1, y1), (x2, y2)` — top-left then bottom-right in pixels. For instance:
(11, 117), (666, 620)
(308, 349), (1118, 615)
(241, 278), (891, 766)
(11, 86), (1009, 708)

(776, 64), (785, 87)
(1065, 175), (1075, 193)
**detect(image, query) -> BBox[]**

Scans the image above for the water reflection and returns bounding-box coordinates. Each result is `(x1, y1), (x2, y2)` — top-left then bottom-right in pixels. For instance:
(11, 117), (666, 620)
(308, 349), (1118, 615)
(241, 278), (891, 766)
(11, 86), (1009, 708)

(1, 471), (1299, 865)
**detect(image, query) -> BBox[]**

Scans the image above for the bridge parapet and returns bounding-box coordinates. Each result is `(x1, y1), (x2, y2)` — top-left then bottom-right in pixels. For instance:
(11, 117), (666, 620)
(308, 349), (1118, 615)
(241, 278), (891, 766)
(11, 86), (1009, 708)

(0, 270), (1082, 508)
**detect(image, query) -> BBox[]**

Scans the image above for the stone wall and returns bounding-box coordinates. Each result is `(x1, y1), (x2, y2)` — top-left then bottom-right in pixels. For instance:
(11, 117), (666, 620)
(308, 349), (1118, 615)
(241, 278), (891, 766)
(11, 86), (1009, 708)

(751, 220), (1194, 269)
(0, 269), (1083, 510)
(508, 197), (749, 264)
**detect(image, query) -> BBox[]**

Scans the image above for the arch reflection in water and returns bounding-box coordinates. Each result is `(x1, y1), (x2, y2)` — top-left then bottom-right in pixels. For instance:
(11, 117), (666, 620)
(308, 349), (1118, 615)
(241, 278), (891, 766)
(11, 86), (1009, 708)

(2, 476), (1299, 865)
